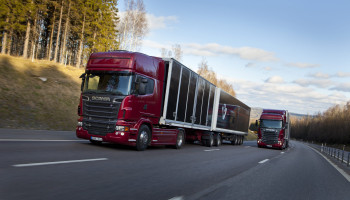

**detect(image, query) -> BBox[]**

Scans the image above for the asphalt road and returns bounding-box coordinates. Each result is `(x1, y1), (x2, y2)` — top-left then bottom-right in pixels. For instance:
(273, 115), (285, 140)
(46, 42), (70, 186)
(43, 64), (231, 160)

(1, 128), (350, 200)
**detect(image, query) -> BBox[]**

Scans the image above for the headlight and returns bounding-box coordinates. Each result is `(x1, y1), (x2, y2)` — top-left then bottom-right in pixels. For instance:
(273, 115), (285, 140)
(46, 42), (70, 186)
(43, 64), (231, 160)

(115, 126), (129, 132)
(77, 121), (83, 127)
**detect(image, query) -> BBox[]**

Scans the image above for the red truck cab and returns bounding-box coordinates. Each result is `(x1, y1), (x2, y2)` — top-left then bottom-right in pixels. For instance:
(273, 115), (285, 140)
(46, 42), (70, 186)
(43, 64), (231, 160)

(256, 109), (290, 150)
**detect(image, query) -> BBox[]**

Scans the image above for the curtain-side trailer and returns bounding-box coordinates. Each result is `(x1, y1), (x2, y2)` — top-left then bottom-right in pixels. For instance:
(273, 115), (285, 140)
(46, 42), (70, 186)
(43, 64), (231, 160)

(76, 51), (251, 150)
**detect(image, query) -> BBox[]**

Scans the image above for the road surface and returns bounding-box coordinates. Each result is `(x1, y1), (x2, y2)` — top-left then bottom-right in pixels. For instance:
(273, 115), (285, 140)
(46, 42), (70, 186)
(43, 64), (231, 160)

(0, 129), (349, 200)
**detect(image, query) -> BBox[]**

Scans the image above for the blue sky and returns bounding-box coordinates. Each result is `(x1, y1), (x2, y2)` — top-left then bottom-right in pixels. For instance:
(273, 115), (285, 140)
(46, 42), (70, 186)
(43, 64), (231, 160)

(119, 0), (350, 114)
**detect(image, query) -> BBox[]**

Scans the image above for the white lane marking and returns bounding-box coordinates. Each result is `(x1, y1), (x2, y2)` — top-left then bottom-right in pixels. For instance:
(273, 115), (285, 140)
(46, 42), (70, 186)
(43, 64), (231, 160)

(204, 149), (220, 152)
(0, 139), (85, 142)
(245, 146), (251, 148)
(281, 152), (285, 154)
(168, 196), (184, 200)
(308, 146), (350, 183)
(13, 158), (108, 167)
(258, 159), (269, 164)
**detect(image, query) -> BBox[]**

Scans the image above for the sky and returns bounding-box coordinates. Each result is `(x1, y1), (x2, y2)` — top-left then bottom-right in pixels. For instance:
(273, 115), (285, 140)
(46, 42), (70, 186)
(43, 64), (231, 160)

(119, 0), (350, 115)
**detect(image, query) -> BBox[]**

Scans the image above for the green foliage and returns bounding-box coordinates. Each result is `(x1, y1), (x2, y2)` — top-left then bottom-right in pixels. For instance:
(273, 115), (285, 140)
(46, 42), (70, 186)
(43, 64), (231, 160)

(0, 0), (120, 64)
(291, 103), (350, 145)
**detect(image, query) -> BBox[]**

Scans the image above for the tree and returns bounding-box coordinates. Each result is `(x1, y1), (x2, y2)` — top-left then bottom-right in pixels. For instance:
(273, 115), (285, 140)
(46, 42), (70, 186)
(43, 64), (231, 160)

(172, 44), (182, 61)
(197, 57), (236, 97)
(53, 0), (64, 62)
(118, 0), (148, 51)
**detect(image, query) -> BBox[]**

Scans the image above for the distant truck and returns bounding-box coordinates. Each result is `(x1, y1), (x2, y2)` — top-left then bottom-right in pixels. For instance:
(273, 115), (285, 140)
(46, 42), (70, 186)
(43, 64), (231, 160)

(76, 51), (251, 150)
(256, 109), (290, 150)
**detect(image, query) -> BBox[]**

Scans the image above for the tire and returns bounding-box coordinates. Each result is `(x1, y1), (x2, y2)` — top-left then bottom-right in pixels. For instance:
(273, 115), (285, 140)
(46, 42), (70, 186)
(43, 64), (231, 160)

(214, 134), (221, 146)
(89, 139), (102, 145)
(136, 125), (151, 151)
(174, 130), (184, 149)
(231, 135), (237, 145)
(235, 135), (239, 145)
(207, 134), (214, 147)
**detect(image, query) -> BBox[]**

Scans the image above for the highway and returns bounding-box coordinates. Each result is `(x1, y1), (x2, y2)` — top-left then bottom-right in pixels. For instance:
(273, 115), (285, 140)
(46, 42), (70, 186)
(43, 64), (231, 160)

(1, 128), (350, 200)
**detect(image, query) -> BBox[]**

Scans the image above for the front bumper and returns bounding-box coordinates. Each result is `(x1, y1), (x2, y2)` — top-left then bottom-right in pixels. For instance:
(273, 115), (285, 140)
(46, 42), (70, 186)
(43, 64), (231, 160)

(257, 139), (283, 148)
(76, 126), (138, 146)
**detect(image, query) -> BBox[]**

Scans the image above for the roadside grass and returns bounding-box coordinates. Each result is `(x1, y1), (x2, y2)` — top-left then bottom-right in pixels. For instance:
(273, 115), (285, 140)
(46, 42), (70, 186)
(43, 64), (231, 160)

(0, 54), (84, 130)
(246, 131), (257, 141)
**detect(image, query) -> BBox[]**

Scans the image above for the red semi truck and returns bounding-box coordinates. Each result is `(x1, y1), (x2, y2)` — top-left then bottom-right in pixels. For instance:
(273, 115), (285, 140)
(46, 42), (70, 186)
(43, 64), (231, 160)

(76, 51), (250, 150)
(256, 109), (290, 150)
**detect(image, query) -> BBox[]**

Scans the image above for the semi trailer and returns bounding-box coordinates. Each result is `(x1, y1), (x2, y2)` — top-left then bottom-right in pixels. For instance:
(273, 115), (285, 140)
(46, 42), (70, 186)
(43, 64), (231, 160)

(256, 109), (290, 150)
(76, 51), (251, 150)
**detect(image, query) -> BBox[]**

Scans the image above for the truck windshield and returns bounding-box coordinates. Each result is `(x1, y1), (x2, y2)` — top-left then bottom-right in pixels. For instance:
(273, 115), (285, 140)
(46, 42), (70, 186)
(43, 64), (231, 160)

(260, 119), (282, 129)
(83, 71), (133, 95)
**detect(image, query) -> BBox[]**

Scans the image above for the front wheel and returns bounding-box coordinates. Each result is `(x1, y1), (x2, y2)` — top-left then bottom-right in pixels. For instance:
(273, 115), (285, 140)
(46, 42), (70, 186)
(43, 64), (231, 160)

(136, 125), (151, 151)
(174, 130), (184, 149)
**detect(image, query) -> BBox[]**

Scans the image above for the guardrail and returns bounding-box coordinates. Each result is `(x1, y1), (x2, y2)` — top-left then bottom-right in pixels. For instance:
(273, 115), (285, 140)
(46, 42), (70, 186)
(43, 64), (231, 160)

(321, 144), (350, 167)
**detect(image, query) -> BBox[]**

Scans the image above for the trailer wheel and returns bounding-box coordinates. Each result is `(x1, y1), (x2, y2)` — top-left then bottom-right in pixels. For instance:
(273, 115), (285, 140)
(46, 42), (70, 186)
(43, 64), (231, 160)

(174, 130), (184, 149)
(214, 134), (221, 146)
(231, 135), (236, 145)
(207, 134), (214, 147)
(136, 125), (151, 151)
(239, 136), (243, 145)
(234, 135), (239, 145)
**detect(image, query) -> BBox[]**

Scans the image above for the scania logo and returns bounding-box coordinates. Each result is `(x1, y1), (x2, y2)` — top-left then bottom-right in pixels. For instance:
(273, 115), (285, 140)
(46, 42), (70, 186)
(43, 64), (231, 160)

(91, 96), (110, 101)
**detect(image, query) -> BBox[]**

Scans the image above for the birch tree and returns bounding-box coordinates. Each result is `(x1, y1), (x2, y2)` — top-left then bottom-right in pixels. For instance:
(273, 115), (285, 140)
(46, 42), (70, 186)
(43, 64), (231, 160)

(118, 0), (148, 51)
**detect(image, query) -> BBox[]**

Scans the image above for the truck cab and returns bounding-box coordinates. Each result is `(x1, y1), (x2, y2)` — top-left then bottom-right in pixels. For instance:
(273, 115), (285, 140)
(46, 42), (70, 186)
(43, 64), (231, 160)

(257, 109), (290, 150)
(76, 51), (172, 150)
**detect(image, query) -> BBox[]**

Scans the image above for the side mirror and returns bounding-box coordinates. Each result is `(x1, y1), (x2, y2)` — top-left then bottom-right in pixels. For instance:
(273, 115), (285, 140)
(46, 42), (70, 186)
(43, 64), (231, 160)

(139, 82), (147, 95)
(79, 73), (86, 91)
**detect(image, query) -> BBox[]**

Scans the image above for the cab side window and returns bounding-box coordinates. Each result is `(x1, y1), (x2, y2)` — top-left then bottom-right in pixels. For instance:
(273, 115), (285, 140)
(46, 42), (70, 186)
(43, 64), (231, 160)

(135, 75), (154, 95)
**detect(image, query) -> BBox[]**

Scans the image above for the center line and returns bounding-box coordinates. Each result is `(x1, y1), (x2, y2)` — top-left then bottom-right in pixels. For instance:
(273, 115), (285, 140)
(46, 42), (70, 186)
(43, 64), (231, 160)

(204, 149), (220, 152)
(258, 159), (269, 164)
(13, 158), (108, 167)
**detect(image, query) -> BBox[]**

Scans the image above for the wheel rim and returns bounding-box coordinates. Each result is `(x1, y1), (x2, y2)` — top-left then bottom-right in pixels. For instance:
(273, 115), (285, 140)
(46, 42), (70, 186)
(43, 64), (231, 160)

(177, 133), (183, 146)
(140, 130), (148, 145)
(217, 135), (221, 146)
(210, 136), (214, 146)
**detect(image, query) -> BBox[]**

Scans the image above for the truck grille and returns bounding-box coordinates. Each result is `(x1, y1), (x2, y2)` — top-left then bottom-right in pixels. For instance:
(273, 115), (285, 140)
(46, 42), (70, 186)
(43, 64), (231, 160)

(82, 98), (122, 136)
(262, 130), (278, 145)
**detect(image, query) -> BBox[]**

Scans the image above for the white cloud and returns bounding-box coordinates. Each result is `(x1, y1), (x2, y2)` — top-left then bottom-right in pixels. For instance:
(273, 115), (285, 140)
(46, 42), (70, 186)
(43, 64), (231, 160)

(245, 62), (256, 68)
(330, 82), (350, 92)
(308, 72), (330, 79)
(335, 72), (350, 78)
(293, 78), (333, 88)
(264, 67), (272, 71)
(287, 62), (320, 68)
(184, 43), (278, 62)
(229, 78), (348, 114)
(265, 76), (284, 84)
(146, 14), (178, 30)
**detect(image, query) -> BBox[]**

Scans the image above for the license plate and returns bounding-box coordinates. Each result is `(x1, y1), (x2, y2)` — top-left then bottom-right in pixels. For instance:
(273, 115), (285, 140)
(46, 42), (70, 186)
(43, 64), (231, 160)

(267, 145), (272, 148)
(91, 136), (103, 142)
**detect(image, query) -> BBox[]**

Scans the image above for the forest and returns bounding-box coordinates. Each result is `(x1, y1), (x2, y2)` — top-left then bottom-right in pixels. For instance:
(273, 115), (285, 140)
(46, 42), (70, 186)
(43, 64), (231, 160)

(0, 0), (147, 68)
(291, 102), (350, 145)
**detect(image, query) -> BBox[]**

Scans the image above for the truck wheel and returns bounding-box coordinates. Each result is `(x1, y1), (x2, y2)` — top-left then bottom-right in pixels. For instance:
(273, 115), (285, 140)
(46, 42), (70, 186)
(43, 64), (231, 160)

(214, 134), (221, 146)
(136, 125), (151, 151)
(207, 134), (214, 147)
(89, 139), (102, 145)
(174, 130), (184, 149)
(231, 135), (236, 145)
(235, 135), (239, 145)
